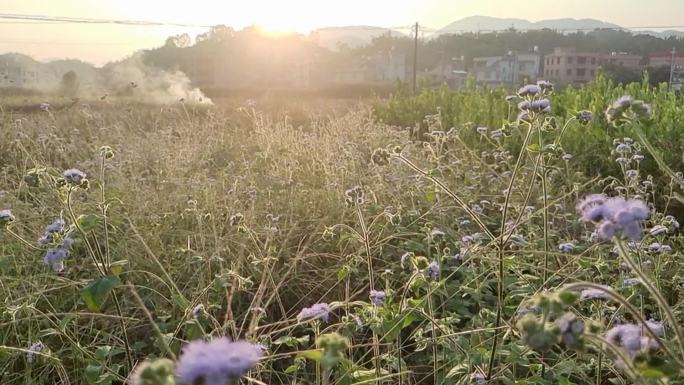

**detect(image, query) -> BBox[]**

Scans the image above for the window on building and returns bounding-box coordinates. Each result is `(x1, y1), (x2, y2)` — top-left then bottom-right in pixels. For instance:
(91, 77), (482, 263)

(578, 57), (587, 65)
(567, 69), (572, 75)
(556, 57), (560, 65)
(577, 68), (586, 77)
(590, 70), (595, 76)
(591, 57), (596, 65)
(555, 69), (559, 76)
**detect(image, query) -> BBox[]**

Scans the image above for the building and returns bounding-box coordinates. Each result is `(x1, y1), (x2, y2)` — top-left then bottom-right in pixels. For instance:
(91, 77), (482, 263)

(649, 51), (684, 69)
(604, 52), (642, 72)
(332, 51), (408, 85)
(649, 51), (684, 90)
(544, 48), (643, 85)
(543, 48), (602, 85)
(423, 57), (468, 89)
(473, 52), (541, 85)
(0, 66), (39, 88)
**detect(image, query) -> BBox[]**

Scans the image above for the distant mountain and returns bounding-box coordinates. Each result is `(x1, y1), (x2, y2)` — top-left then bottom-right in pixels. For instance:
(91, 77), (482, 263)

(310, 26), (404, 50)
(634, 30), (684, 39)
(437, 16), (621, 35)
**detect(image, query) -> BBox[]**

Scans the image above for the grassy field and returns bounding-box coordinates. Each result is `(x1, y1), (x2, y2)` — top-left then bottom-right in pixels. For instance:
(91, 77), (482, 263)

(0, 85), (683, 385)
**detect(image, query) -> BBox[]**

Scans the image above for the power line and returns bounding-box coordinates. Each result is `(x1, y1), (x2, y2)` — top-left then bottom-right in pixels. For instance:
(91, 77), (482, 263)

(0, 13), (211, 28)
(0, 40), (139, 46)
(1, 12), (683, 35)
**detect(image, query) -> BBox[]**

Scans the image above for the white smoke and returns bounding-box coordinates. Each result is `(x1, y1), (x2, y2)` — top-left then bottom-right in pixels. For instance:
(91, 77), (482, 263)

(97, 53), (212, 104)
(0, 52), (211, 104)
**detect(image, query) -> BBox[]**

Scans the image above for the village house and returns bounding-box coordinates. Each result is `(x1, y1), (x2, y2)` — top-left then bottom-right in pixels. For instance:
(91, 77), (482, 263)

(543, 47), (642, 85)
(472, 52), (541, 85)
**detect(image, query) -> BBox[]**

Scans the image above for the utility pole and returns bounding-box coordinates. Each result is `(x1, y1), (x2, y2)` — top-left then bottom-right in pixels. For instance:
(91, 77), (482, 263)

(412, 22), (418, 93)
(669, 47), (676, 90)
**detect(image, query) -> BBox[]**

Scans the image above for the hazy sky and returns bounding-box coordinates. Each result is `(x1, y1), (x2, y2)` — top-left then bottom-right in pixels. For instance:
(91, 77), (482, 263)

(1, 0), (683, 65)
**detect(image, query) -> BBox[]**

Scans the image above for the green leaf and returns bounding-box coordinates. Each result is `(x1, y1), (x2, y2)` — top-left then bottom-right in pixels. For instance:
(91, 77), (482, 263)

(109, 260), (128, 276)
(526, 143), (540, 152)
(273, 335), (310, 348)
(425, 190), (436, 202)
(337, 266), (349, 282)
(78, 214), (103, 232)
(58, 314), (77, 331)
(297, 350), (322, 361)
(95, 346), (112, 360)
(81, 276), (121, 312)
(558, 291), (579, 305)
(84, 364), (102, 384)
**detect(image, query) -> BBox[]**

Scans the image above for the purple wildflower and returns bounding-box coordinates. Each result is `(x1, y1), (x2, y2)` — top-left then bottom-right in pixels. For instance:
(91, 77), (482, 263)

(63, 168), (86, 185)
(647, 242), (662, 253)
(45, 219), (65, 234)
(580, 288), (611, 301)
(605, 323), (661, 361)
(0, 209), (14, 226)
(576, 194), (608, 221)
(62, 237), (74, 248)
(27, 341), (45, 363)
(615, 143), (631, 153)
(645, 320), (665, 337)
(43, 248), (69, 272)
(530, 99), (551, 113)
(490, 129), (503, 139)
(536, 80), (554, 92)
(430, 228), (445, 237)
(476, 126), (488, 133)
(176, 338), (262, 384)
(518, 100), (531, 111)
(649, 225), (668, 236)
(576, 110), (593, 124)
(517, 111), (530, 122)
(613, 96), (634, 109)
(400, 252), (413, 268)
(517, 84), (540, 97)
(192, 304), (205, 319)
(664, 215), (679, 229)
(369, 290), (386, 306)
(297, 303), (331, 322)
(625, 170), (638, 178)
(558, 242), (575, 253)
(427, 260), (440, 281)
(471, 372), (486, 385)
(561, 154), (573, 161)
(577, 195), (650, 240)
(623, 278), (641, 287)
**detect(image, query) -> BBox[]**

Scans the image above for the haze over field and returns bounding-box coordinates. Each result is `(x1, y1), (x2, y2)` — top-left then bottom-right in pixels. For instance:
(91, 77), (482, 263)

(2, 0), (684, 65)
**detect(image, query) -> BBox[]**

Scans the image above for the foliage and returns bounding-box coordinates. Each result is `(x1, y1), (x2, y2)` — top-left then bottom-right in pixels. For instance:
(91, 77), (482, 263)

(0, 91), (683, 385)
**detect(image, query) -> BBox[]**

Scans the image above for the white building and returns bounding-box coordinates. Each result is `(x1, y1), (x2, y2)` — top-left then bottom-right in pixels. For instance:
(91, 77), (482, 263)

(0, 66), (39, 88)
(473, 52), (541, 85)
(333, 51), (407, 85)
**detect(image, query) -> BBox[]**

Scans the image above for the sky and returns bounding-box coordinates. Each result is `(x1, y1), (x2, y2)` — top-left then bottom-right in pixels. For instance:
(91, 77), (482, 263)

(1, 0), (683, 65)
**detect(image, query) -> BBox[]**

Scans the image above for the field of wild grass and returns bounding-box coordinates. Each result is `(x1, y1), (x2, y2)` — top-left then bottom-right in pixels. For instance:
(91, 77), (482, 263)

(0, 80), (683, 385)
